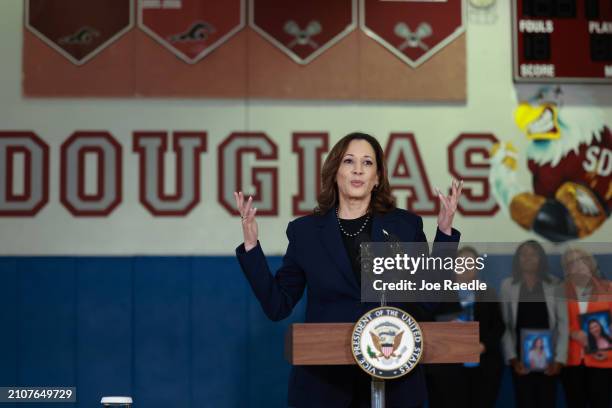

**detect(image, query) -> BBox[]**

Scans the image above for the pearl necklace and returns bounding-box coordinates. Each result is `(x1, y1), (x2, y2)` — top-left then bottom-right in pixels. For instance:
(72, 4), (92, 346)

(336, 207), (370, 237)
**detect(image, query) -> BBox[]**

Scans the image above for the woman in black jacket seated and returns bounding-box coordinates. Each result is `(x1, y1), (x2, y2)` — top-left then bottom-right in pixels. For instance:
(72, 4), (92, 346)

(426, 246), (505, 408)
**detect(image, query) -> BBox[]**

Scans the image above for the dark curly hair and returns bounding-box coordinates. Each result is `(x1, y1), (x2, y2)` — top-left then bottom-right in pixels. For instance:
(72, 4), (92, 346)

(313, 132), (396, 216)
(587, 318), (612, 352)
(511, 240), (551, 283)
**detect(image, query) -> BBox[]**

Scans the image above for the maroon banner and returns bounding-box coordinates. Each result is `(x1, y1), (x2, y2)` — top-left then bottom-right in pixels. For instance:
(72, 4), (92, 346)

(360, 0), (464, 68)
(249, 0), (356, 65)
(138, 0), (245, 63)
(25, 0), (133, 65)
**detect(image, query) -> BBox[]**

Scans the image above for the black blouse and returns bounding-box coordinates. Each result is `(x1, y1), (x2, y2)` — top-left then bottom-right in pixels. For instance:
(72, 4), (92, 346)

(515, 281), (550, 357)
(337, 213), (372, 285)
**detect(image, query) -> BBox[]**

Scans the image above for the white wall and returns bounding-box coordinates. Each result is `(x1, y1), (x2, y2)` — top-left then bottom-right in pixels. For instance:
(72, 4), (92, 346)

(0, 1), (610, 255)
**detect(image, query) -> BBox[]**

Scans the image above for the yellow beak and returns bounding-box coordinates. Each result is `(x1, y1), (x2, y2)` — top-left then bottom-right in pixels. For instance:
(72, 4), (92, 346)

(514, 103), (561, 140)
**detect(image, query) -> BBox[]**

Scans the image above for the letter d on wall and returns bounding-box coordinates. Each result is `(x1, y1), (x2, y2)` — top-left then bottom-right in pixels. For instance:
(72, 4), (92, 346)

(0, 132), (49, 216)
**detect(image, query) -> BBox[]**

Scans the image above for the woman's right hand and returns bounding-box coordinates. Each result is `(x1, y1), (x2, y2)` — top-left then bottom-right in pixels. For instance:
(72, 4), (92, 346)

(570, 330), (588, 347)
(234, 191), (258, 252)
(510, 358), (529, 376)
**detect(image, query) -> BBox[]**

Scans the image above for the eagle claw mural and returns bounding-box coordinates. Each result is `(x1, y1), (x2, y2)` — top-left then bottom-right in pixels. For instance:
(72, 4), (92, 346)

(489, 86), (611, 242)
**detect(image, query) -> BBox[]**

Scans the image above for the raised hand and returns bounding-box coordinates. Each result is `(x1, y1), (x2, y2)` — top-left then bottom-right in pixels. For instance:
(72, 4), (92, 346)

(434, 179), (463, 235)
(234, 191), (258, 251)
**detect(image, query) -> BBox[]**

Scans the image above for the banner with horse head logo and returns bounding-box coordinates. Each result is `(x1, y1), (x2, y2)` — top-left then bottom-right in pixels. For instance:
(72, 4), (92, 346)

(25, 0), (134, 65)
(138, 0), (246, 63)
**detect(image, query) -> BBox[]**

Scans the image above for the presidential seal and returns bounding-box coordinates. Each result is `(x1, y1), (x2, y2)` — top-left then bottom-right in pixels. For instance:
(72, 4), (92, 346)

(351, 306), (423, 379)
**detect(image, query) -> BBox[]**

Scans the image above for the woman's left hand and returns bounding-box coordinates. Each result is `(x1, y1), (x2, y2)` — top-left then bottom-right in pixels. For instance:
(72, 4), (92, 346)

(544, 362), (562, 376)
(435, 179), (463, 235)
(593, 351), (608, 361)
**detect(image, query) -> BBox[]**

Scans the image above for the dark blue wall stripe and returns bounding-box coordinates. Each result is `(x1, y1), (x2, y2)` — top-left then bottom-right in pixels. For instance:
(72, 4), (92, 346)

(192, 257), (248, 408)
(3, 254), (605, 407)
(133, 257), (192, 408)
(76, 258), (132, 407)
(17, 258), (76, 408)
(0, 258), (17, 408)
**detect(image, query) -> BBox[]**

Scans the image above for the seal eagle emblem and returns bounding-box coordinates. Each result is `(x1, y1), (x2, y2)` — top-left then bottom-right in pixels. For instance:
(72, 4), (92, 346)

(352, 306), (423, 379)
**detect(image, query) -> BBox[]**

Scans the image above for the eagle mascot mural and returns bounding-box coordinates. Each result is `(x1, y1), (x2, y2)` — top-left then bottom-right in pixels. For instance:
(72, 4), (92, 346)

(489, 86), (611, 242)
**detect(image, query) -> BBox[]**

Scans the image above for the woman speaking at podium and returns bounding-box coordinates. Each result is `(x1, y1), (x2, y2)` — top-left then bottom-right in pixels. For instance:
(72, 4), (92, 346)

(235, 132), (463, 408)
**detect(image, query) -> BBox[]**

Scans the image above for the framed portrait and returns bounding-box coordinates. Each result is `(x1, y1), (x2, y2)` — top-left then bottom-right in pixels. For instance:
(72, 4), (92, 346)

(520, 329), (553, 372)
(579, 310), (612, 354)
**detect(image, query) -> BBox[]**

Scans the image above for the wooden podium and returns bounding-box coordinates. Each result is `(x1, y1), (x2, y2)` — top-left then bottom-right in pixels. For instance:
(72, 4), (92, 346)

(286, 321), (480, 365)
(285, 321), (480, 407)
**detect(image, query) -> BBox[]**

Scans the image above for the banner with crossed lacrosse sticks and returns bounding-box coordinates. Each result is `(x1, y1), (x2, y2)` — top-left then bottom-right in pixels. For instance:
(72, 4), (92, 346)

(249, 0), (356, 65)
(359, 0), (465, 68)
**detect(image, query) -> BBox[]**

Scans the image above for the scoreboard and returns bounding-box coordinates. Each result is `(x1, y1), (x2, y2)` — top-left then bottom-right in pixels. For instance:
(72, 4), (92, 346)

(512, 0), (612, 82)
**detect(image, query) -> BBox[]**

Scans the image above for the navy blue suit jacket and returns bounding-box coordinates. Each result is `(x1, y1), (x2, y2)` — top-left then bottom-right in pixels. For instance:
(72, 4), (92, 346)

(236, 206), (460, 407)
